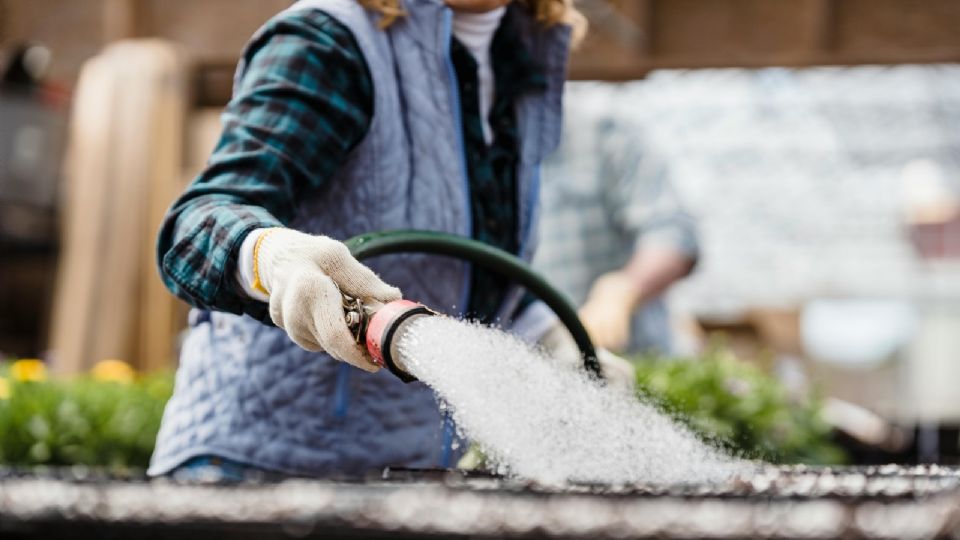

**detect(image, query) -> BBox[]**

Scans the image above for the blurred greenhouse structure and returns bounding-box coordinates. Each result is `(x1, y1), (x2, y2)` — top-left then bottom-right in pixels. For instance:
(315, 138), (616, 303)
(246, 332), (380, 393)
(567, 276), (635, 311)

(568, 66), (960, 447)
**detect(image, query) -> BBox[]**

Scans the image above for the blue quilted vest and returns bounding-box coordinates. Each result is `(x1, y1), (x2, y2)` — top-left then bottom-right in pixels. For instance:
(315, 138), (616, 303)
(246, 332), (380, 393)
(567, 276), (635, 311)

(148, 0), (570, 477)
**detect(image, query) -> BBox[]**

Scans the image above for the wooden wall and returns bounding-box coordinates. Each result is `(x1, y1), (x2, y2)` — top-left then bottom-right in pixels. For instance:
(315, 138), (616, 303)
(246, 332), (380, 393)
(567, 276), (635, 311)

(4, 0), (960, 90)
(573, 0), (960, 78)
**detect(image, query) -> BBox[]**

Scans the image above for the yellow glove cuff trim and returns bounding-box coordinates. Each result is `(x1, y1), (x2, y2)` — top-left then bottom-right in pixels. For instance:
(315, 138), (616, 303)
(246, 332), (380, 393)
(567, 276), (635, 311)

(251, 228), (282, 295)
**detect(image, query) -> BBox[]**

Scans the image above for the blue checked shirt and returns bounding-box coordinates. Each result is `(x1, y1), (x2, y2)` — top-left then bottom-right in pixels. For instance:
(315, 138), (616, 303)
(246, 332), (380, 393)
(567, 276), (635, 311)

(158, 10), (544, 323)
(532, 86), (700, 353)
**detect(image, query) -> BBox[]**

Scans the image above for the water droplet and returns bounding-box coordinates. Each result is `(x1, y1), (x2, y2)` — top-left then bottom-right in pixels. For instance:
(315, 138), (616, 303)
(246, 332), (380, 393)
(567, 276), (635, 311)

(397, 317), (749, 485)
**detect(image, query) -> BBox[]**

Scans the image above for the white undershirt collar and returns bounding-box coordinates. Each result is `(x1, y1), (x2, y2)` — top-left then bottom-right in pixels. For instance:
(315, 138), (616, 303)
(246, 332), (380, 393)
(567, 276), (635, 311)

(452, 6), (506, 144)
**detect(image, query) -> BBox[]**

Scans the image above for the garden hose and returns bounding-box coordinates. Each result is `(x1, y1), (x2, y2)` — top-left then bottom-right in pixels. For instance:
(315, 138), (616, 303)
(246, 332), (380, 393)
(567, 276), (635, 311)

(344, 229), (601, 377)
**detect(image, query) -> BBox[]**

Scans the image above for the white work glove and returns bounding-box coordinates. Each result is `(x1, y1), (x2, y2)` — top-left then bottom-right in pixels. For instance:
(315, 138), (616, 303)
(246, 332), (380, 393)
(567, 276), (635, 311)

(578, 270), (640, 353)
(539, 322), (636, 391)
(253, 228), (401, 372)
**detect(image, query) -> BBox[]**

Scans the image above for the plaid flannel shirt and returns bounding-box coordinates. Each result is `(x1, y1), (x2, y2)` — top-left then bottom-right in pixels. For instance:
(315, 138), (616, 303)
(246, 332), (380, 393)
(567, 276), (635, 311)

(158, 10), (543, 323)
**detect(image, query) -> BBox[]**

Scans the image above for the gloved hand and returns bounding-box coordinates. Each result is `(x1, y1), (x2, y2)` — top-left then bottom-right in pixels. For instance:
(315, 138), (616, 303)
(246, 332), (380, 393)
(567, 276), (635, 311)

(538, 322), (636, 391)
(254, 228), (402, 371)
(578, 270), (641, 353)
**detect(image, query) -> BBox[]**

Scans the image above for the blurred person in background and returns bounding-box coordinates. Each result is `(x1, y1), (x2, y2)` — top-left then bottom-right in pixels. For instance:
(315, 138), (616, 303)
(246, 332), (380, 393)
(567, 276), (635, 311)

(149, 0), (587, 481)
(526, 88), (699, 360)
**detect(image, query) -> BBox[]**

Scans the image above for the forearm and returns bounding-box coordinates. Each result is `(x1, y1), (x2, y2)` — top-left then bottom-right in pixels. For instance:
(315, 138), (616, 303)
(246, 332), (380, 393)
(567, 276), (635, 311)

(156, 129), (318, 317)
(157, 192), (282, 318)
(620, 245), (696, 309)
(156, 9), (374, 316)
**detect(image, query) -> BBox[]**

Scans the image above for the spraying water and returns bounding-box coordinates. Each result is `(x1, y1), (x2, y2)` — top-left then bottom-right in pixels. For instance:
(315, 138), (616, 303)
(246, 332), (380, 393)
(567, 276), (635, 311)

(396, 316), (753, 486)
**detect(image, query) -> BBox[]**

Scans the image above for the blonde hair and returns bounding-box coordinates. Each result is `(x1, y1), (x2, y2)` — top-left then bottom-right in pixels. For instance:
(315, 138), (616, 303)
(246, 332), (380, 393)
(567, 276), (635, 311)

(357, 0), (586, 44)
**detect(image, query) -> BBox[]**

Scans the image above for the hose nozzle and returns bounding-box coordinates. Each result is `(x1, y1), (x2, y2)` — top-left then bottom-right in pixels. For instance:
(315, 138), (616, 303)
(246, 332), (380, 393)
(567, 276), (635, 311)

(344, 297), (436, 383)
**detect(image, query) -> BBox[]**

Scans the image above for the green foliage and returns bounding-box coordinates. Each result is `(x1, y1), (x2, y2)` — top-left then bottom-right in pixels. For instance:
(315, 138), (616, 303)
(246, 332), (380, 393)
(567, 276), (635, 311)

(634, 349), (846, 465)
(0, 350), (845, 470)
(0, 369), (173, 468)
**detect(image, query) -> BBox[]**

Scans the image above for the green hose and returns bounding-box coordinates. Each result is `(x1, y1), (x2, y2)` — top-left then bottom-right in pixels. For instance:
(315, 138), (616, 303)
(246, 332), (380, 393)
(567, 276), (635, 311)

(345, 229), (601, 377)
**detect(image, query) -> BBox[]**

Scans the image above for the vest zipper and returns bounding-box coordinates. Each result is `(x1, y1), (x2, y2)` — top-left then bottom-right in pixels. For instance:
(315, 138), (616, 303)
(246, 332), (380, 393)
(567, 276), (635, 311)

(333, 362), (351, 419)
(441, 8), (469, 465)
(492, 166), (541, 323)
(518, 165), (541, 260)
(443, 9), (474, 314)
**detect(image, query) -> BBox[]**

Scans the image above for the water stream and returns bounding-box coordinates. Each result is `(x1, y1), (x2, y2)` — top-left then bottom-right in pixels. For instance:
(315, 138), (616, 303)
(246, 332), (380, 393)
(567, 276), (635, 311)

(396, 316), (753, 485)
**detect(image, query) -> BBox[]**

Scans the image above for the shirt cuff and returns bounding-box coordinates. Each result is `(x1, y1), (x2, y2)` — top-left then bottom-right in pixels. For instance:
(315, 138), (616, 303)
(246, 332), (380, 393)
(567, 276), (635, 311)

(236, 228), (270, 302)
(636, 222), (700, 261)
(508, 300), (560, 345)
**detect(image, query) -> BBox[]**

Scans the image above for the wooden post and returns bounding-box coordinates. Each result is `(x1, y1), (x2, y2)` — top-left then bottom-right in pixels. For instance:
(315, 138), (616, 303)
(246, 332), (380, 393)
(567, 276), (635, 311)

(49, 40), (188, 375)
(801, 0), (838, 64)
(49, 54), (119, 375)
(102, 0), (138, 42)
(135, 41), (188, 374)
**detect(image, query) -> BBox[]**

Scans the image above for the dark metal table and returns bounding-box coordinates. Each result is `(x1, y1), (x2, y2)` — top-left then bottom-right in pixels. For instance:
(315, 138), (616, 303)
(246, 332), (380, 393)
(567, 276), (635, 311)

(2, 465), (960, 539)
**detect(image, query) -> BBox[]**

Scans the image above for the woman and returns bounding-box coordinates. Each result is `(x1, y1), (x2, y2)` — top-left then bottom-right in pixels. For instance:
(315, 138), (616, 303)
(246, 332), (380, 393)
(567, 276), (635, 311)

(150, 0), (583, 479)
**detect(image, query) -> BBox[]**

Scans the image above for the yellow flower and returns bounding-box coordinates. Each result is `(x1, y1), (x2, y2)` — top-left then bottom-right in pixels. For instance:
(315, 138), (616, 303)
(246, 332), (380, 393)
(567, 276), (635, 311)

(91, 359), (135, 384)
(10, 359), (47, 382)
(0, 377), (9, 399)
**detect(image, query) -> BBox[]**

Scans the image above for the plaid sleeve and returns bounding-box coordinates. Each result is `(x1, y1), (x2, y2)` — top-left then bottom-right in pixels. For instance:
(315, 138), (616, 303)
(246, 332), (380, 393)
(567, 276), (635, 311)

(601, 118), (701, 261)
(156, 10), (373, 321)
